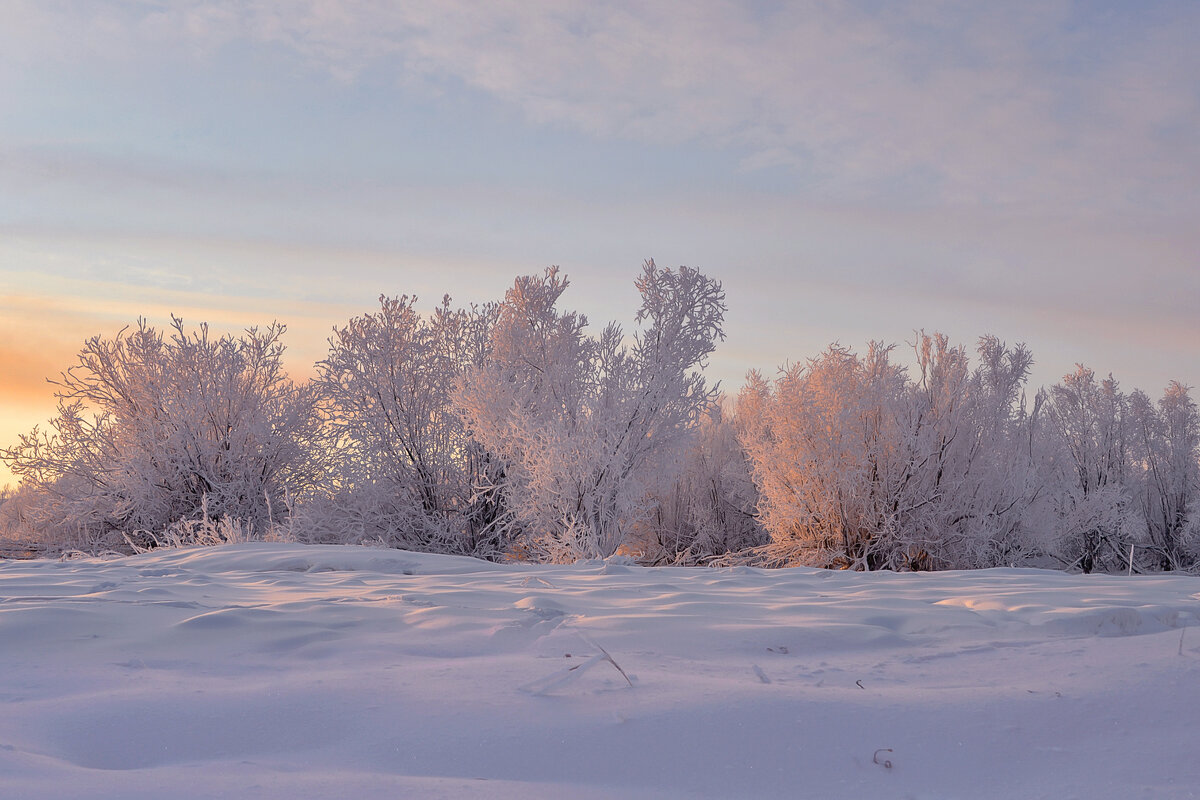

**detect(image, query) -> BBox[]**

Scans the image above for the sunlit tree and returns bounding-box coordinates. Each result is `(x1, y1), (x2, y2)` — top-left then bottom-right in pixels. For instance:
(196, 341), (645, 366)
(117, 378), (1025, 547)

(2, 318), (323, 546)
(739, 341), (912, 568)
(739, 333), (1044, 570)
(455, 261), (726, 561)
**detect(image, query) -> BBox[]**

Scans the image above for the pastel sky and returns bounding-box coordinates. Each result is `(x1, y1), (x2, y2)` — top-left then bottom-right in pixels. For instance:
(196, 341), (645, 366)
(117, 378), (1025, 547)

(2, 1), (1199, 487)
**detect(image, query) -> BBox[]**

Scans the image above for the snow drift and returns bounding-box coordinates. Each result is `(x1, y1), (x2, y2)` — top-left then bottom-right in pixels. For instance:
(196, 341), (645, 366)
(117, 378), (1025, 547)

(3, 543), (1200, 798)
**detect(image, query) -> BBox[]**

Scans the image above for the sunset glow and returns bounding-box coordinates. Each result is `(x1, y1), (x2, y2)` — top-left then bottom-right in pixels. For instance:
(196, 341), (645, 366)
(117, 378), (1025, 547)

(3, 2), (1199, 489)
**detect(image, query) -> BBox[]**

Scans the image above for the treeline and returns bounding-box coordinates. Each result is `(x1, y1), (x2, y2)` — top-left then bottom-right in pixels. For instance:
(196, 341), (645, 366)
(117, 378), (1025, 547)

(2, 261), (1197, 573)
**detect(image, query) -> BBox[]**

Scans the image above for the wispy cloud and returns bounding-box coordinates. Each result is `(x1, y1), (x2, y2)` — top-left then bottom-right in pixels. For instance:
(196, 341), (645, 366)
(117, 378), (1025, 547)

(2, 0), (1198, 469)
(8, 1), (1197, 214)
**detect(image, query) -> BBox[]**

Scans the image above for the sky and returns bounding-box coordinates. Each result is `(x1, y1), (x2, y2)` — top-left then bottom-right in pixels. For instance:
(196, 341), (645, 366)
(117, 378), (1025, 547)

(2, 0), (1199, 487)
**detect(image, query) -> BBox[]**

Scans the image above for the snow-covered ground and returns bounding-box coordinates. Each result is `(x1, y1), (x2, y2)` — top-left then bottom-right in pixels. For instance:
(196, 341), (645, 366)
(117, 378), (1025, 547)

(2, 543), (1199, 799)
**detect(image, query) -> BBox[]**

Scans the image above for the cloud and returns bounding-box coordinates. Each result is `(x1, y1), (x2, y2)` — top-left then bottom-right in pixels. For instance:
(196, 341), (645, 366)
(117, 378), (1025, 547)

(3, 1), (1197, 399)
(12, 1), (1194, 215)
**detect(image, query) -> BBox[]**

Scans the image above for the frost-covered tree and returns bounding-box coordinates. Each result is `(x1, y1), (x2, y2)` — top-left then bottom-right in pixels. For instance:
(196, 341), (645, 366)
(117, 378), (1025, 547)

(888, 332), (975, 567)
(0, 485), (22, 543)
(311, 295), (507, 554)
(916, 335), (1045, 567)
(641, 399), (766, 564)
(455, 261), (725, 561)
(1042, 366), (1131, 572)
(2, 318), (322, 547)
(738, 334), (1044, 570)
(1127, 382), (1200, 570)
(739, 341), (913, 569)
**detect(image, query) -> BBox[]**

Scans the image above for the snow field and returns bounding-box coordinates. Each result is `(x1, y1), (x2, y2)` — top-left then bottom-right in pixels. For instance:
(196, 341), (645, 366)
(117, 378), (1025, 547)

(2, 543), (1200, 799)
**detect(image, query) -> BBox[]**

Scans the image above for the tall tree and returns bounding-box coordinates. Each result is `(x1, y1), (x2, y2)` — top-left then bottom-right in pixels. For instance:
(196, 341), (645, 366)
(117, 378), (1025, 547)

(314, 295), (507, 554)
(1128, 382), (1200, 570)
(1043, 366), (1130, 572)
(739, 342), (915, 569)
(455, 261), (725, 561)
(739, 334), (1044, 570)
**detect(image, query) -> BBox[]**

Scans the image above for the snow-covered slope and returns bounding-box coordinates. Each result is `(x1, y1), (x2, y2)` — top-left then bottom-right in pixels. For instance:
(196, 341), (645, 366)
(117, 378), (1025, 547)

(2, 543), (1199, 799)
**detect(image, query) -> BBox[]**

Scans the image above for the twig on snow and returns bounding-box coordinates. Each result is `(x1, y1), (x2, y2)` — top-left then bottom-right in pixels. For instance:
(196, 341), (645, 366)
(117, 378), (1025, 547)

(519, 636), (633, 695)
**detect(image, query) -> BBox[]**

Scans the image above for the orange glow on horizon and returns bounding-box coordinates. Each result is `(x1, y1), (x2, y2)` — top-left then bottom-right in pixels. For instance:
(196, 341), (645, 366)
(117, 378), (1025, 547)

(0, 281), (350, 489)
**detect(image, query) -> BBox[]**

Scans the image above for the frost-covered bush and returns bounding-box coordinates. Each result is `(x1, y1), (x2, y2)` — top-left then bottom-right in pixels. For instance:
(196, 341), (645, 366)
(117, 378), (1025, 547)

(739, 341), (912, 569)
(2, 318), (323, 548)
(122, 494), (287, 552)
(0, 485), (31, 546)
(0, 485), (12, 529)
(739, 335), (1043, 570)
(309, 262), (725, 563)
(1127, 382), (1200, 570)
(1040, 366), (1133, 572)
(5, 267), (1197, 574)
(922, 335), (1046, 568)
(456, 261), (726, 561)
(1000, 366), (1200, 574)
(311, 295), (510, 557)
(640, 399), (766, 564)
